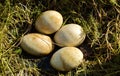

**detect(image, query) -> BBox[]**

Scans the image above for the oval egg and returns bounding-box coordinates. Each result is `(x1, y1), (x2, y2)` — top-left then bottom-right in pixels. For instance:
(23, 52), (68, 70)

(54, 24), (86, 47)
(35, 10), (63, 34)
(20, 33), (53, 56)
(50, 47), (84, 71)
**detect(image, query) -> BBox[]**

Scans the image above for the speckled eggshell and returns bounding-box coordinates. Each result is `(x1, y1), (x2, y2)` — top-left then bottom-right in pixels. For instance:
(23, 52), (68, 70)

(50, 47), (83, 71)
(20, 33), (53, 56)
(35, 10), (63, 34)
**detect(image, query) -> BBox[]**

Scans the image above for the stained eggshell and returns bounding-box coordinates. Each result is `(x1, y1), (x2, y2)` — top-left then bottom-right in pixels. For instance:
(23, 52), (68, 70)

(54, 24), (86, 47)
(20, 33), (53, 56)
(35, 10), (63, 34)
(50, 47), (83, 71)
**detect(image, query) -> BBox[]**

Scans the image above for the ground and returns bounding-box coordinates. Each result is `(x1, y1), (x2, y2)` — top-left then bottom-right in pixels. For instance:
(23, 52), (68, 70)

(0, 0), (120, 76)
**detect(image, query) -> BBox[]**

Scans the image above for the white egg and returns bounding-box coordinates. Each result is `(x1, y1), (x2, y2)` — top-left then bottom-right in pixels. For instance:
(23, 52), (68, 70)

(54, 24), (86, 47)
(35, 10), (63, 34)
(50, 47), (84, 71)
(20, 33), (53, 56)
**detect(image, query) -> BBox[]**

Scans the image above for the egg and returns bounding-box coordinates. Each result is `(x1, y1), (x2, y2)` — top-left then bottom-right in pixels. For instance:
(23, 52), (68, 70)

(50, 47), (83, 71)
(35, 10), (63, 34)
(54, 24), (86, 47)
(20, 33), (53, 56)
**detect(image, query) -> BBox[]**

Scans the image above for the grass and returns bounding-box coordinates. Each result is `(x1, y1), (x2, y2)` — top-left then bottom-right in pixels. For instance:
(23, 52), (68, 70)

(0, 0), (120, 76)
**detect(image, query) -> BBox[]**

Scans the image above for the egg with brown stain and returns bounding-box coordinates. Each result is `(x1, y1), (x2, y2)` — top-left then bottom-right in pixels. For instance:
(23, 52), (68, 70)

(50, 47), (83, 71)
(20, 33), (54, 56)
(35, 10), (63, 34)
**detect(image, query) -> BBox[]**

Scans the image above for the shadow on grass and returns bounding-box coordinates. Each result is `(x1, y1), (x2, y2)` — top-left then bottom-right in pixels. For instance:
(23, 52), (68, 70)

(83, 54), (120, 76)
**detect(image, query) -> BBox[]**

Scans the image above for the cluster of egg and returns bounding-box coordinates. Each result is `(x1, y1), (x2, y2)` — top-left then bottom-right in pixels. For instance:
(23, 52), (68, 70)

(20, 10), (86, 71)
